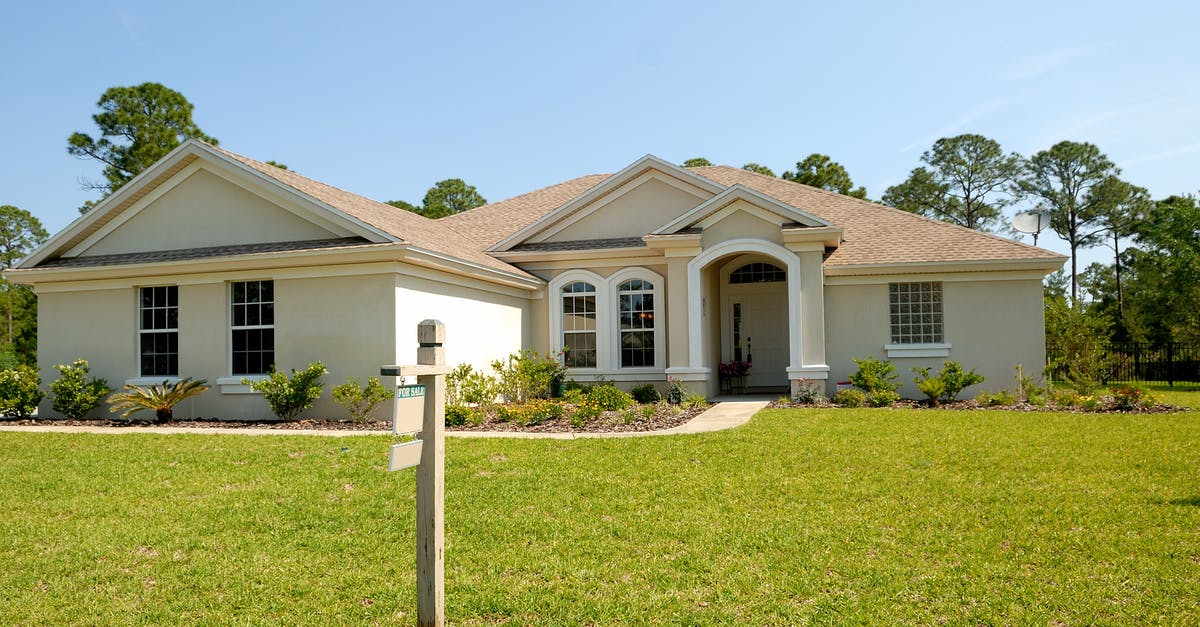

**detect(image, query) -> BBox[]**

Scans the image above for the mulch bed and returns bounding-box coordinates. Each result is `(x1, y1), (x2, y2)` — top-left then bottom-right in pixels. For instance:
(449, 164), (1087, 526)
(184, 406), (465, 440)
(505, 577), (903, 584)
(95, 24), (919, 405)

(769, 398), (1187, 414)
(446, 404), (708, 434)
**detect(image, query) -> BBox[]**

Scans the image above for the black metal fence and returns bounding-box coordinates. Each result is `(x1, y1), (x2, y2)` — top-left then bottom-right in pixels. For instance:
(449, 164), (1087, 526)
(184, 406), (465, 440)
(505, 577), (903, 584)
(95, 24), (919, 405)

(1048, 342), (1200, 386)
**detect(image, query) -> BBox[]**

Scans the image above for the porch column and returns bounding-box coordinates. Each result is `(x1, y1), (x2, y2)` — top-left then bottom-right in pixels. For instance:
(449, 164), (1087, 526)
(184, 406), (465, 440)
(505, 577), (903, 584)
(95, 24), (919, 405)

(663, 253), (708, 384)
(786, 249), (831, 394)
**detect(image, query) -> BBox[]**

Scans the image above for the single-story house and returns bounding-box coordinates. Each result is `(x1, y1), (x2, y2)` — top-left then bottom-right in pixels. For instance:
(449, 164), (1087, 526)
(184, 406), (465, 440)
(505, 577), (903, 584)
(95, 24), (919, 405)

(8, 140), (1065, 419)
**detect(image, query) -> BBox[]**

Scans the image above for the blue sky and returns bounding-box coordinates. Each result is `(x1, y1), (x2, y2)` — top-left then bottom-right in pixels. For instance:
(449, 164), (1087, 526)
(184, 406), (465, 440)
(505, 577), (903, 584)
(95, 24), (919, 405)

(3, 1), (1198, 269)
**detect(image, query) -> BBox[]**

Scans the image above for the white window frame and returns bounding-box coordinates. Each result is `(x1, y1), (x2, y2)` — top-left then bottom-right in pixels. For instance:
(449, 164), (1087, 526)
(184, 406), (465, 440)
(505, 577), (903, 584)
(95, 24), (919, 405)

(229, 279), (275, 377)
(884, 281), (951, 358)
(548, 268), (665, 379)
(135, 284), (179, 380)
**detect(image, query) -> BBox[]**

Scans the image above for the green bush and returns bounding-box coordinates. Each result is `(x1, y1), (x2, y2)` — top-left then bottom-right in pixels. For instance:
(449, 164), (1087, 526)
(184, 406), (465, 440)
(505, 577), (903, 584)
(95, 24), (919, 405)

(491, 350), (566, 403)
(246, 362), (327, 420)
(570, 400), (603, 426)
(0, 365), (43, 418)
(445, 404), (472, 427)
(850, 355), (899, 394)
(834, 388), (866, 407)
(975, 389), (1017, 407)
(867, 389), (900, 408)
(50, 359), (111, 419)
(911, 367), (947, 406)
(497, 399), (565, 426)
(666, 377), (688, 404)
(792, 380), (826, 404)
(447, 364), (497, 406)
(911, 361), (986, 406)
(1014, 364), (1046, 405)
(681, 393), (709, 409)
(587, 385), (635, 411)
(630, 383), (660, 404)
(108, 377), (210, 423)
(332, 376), (394, 423)
(1050, 388), (1082, 407)
(1111, 385), (1153, 411)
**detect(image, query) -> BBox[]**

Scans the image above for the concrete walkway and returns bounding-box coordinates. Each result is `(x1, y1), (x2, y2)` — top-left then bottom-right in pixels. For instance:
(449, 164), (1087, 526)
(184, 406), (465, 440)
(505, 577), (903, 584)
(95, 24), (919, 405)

(0, 396), (772, 439)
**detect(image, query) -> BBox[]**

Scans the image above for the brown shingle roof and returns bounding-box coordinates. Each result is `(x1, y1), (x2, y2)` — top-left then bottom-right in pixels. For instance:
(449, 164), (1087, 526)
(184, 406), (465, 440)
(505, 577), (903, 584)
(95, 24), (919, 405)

(439, 174), (609, 248)
(690, 166), (1063, 267)
(208, 144), (534, 279)
(39, 238), (376, 268)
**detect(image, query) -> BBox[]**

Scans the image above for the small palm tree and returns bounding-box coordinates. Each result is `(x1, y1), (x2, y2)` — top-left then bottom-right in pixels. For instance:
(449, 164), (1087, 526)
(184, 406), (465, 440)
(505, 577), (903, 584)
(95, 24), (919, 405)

(108, 378), (211, 423)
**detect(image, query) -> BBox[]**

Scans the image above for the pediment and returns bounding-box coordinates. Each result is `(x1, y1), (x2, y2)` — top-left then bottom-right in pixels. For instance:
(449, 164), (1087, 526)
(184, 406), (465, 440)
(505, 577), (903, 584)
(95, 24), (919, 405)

(490, 155), (724, 251)
(652, 185), (833, 235)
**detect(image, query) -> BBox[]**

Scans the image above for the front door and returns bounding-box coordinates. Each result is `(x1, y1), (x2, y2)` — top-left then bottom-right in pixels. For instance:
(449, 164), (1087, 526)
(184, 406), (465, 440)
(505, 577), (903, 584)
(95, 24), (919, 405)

(726, 286), (789, 390)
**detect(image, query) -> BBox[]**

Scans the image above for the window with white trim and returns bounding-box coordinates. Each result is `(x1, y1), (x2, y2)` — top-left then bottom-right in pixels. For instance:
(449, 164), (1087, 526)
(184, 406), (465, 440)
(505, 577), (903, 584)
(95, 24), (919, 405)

(889, 282), (943, 344)
(231, 280), (275, 375)
(139, 286), (178, 377)
(561, 281), (597, 368)
(617, 279), (654, 367)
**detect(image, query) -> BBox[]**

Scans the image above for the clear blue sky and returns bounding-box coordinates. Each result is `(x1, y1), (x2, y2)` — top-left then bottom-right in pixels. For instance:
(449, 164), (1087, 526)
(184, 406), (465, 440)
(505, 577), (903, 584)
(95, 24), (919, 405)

(3, 1), (1198, 269)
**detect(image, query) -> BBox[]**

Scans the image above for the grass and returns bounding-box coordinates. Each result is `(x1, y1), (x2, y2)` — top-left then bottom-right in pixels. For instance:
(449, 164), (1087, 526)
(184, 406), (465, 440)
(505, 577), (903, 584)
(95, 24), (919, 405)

(2, 401), (1199, 624)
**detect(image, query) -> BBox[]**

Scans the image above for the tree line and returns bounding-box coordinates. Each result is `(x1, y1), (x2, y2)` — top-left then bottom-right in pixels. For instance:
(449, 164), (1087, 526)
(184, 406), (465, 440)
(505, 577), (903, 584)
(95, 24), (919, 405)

(0, 82), (1192, 368)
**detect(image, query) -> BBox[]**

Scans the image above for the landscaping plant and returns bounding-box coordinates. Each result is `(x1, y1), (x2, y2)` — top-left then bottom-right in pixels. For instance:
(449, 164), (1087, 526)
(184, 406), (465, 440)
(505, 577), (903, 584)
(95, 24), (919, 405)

(107, 377), (210, 423)
(849, 355), (899, 396)
(911, 367), (948, 407)
(245, 361), (327, 420)
(834, 388), (867, 407)
(1014, 364), (1046, 405)
(0, 365), (43, 418)
(912, 361), (986, 406)
(447, 363), (497, 406)
(332, 376), (394, 423)
(586, 384), (634, 411)
(630, 383), (660, 404)
(491, 349), (565, 403)
(792, 379), (826, 404)
(50, 359), (111, 419)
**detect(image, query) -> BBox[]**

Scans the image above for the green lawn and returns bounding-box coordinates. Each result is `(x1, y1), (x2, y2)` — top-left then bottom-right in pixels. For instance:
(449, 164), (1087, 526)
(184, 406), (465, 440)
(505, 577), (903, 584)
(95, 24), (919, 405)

(2, 404), (1199, 624)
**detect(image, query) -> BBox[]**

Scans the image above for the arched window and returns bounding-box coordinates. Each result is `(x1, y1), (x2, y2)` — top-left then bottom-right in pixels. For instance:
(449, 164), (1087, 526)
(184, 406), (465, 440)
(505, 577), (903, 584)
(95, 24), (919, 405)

(561, 281), (597, 368)
(729, 262), (786, 284)
(617, 279), (655, 367)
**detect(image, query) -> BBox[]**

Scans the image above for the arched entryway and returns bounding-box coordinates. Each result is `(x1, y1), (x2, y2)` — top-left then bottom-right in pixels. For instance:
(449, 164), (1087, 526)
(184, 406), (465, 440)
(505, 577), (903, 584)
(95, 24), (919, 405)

(720, 257), (789, 392)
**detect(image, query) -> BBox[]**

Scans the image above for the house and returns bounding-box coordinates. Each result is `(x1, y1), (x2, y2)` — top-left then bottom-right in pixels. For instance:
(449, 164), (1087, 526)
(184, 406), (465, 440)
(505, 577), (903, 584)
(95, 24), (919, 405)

(8, 140), (1065, 419)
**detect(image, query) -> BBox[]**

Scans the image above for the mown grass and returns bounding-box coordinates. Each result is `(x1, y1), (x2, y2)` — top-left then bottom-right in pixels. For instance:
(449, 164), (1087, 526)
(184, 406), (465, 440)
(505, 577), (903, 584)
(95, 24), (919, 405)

(2, 404), (1199, 624)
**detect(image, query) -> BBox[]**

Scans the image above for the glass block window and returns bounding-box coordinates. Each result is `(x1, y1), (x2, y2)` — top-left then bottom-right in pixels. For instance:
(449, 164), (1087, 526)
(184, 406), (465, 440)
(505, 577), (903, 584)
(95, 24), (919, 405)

(231, 280), (275, 375)
(618, 279), (654, 367)
(729, 262), (785, 284)
(562, 281), (597, 368)
(139, 286), (178, 377)
(889, 282), (943, 344)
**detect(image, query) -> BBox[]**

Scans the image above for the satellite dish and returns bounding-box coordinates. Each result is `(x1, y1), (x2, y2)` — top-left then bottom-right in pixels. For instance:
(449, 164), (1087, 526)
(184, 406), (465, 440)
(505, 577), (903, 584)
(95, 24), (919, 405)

(1012, 209), (1051, 245)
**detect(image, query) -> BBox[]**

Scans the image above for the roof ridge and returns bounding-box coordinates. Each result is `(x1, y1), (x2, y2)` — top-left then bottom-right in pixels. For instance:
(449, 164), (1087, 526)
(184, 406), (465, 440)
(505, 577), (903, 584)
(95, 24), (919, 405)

(443, 173), (611, 221)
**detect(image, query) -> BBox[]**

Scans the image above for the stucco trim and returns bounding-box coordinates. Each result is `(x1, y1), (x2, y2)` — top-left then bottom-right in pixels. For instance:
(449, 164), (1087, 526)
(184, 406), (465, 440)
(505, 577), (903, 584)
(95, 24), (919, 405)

(884, 343), (952, 358)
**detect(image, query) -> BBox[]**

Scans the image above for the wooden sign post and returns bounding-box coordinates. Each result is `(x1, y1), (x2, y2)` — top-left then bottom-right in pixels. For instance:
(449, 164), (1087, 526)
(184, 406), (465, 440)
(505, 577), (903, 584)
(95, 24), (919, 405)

(382, 319), (450, 627)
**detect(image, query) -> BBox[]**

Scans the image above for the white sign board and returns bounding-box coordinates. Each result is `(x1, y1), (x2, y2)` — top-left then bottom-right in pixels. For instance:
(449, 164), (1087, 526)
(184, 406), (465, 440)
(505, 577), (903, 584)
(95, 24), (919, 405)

(388, 440), (424, 471)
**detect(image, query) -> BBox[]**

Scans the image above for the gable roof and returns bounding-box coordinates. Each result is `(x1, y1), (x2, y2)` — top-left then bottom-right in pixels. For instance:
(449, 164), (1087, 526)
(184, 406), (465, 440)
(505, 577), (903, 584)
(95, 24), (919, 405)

(651, 183), (833, 235)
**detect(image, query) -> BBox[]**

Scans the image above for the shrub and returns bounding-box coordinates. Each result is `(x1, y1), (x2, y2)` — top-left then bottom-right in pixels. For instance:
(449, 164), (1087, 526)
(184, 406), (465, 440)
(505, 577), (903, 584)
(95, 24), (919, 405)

(666, 377), (688, 405)
(681, 393), (709, 409)
(1079, 395), (1102, 412)
(834, 388), (866, 407)
(867, 389), (900, 407)
(497, 399), (564, 426)
(50, 359), (111, 419)
(850, 356), (899, 394)
(445, 404), (472, 427)
(570, 400), (603, 426)
(562, 387), (587, 405)
(246, 361), (327, 420)
(975, 389), (1017, 407)
(1050, 389), (1082, 407)
(792, 380), (826, 404)
(911, 367), (948, 407)
(939, 362), (985, 401)
(586, 385), (635, 411)
(1111, 385), (1151, 411)
(640, 404), (655, 419)
(108, 377), (210, 423)
(1014, 364), (1046, 405)
(332, 376), (394, 423)
(0, 365), (43, 418)
(630, 384), (660, 404)
(492, 350), (565, 403)
(447, 364), (497, 406)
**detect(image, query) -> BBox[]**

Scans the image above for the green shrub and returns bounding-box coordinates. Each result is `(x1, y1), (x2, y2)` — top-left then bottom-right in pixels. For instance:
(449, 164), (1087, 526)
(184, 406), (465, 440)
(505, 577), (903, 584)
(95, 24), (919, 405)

(975, 389), (1018, 407)
(570, 400), (603, 426)
(666, 377), (688, 404)
(491, 350), (565, 403)
(792, 380), (826, 404)
(1080, 395), (1102, 412)
(1111, 385), (1151, 411)
(332, 376), (394, 423)
(1014, 364), (1046, 405)
(445, 404), (472, 427)
(50, 359), (111, 419)
(940, 362), (985, 401)
(630, 384), (660, 404)
(497, 399), (565, 426)
(867, 389), (900, 408)
(911, 367), (948, 406)
(246, 362), (327, 420)
(587, 385), (635, 411)
(108, 377), (210, 422)
(640, 404), (655, 419)
(1050, 388), (1082, 407)
(447, 364), (497, 406)
(681, 393), (709, 409)
(562, 387), (587, 405)
(834, 388), (866, 407)
(0, 365), (43, 418)
(850, 356), (898, 394)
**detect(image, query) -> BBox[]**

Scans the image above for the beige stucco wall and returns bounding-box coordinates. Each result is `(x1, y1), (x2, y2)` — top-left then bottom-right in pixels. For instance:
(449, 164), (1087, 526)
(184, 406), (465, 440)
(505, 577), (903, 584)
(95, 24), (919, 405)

(82, 169), (341, 257)
(38, 288), (135, 419)
(824, 278), (1046, 399)
(700, 205), (784, 249)
(542, 177), (706, 242)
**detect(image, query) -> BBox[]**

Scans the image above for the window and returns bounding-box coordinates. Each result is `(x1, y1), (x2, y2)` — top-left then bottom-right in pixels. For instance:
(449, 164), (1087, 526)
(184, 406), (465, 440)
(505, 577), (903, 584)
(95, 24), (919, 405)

(729, 262), (785, 284)
(889, 282), (943, 344)
(139, 286), (178, 376)
(231, 280), (274, 375)
(617, 279), (654, 367)
(561, 281), (597, 368)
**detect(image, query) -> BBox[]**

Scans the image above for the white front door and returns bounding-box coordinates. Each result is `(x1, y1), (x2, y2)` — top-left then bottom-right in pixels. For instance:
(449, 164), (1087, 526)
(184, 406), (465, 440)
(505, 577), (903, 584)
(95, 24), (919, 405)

(726, 284), (789, 389)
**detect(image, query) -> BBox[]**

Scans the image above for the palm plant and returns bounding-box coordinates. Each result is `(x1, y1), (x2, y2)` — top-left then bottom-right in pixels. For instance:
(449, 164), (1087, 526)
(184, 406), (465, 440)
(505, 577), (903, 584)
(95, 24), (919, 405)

(108, 377), (210, 423)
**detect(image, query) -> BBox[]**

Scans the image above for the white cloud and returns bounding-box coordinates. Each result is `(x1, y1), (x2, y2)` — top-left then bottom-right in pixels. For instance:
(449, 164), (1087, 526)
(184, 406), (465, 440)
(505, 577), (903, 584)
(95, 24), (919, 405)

(900, 98), (1013, 153)
(999, 41), (1115, 82)
(1122, 142), (1200, 167)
